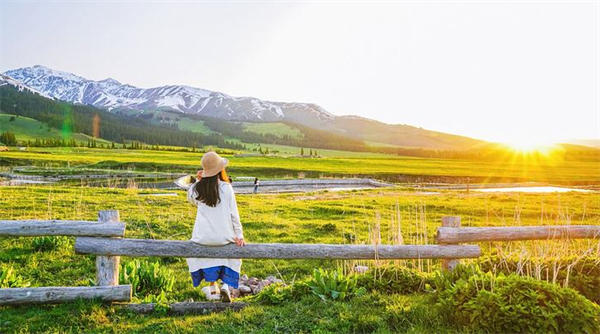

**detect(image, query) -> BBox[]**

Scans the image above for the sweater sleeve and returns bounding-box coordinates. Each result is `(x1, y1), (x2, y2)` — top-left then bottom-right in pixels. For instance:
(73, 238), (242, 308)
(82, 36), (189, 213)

(228, 184), (244, 239)
(187, 183), (198, 206)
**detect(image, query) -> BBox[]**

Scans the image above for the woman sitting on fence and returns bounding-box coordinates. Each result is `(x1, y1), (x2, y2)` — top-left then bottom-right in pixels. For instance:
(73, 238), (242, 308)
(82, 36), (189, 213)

(186, 151), (245, 302)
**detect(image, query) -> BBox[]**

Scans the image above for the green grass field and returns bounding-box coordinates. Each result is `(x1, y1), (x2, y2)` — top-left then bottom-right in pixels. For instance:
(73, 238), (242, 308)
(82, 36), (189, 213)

(0, 114), (112, 145)
(1, 147), (599, 333)
(0, 184), (598, 333)
(174, 116), (213, 135)
(242, 122), (304, 140)
(1, 146), (599, 184)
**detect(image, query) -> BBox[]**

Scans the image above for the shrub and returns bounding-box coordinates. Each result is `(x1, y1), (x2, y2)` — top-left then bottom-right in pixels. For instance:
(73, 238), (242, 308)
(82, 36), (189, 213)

(120, 259), (175, 297)
(255, 281), (311, 305)
(308, 269), (366, 301)
(0, 264), (30, 288)
(31, 236), (69, 252)
(433, 266), (600, 333)
(357, 266), (432, 294)
(141, 291), (170, 314)
(479, 256), (600, 304)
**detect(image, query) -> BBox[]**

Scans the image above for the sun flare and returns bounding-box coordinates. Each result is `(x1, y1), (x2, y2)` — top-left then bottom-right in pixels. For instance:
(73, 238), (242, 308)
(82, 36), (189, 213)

(503, 138), (559, 154)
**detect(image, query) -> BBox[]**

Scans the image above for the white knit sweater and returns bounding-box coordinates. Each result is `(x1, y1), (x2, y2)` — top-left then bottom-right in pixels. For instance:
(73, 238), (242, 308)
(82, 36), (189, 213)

(186, 181), (243, 273)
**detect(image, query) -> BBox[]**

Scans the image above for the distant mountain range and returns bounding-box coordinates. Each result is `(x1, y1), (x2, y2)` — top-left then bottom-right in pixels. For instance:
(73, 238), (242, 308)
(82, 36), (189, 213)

(4, 65), (334, 124)
(3, 65), (484, 149)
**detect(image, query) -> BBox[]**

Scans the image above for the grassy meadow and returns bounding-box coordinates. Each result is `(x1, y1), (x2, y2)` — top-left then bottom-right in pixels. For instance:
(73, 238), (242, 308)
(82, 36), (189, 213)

(2, 146), (599, 184)
(1, 147), (600, 333)
(0, 114), (112, 145)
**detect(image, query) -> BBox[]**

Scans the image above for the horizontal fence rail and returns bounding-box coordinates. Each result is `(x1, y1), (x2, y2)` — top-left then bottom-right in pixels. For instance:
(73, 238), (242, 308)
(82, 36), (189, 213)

(0, 285), (132, 305)
(0, 220), (125, 237)
(437, 225), (600, 244)
(75, 238), (482, 259)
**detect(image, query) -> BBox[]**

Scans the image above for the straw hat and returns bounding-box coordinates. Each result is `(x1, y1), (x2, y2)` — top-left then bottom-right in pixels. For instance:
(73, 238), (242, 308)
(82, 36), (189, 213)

(201, 151), (228, 177)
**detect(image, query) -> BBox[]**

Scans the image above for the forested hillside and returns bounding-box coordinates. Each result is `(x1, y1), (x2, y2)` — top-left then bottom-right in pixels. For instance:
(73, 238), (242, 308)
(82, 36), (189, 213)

(0, 85), (371, 151)
(0, 86), (242, 149)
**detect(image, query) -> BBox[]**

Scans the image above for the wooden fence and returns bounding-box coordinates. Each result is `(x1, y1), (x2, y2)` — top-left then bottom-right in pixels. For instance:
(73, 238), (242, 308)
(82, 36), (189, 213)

(434, 217), (600, 270)
(1, 211), (599, 306)
(0, 210), (131, 305)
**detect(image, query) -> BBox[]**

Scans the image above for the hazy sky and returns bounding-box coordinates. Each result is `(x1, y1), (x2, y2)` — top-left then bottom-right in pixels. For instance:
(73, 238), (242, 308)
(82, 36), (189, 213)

(1, 0), (598, 144)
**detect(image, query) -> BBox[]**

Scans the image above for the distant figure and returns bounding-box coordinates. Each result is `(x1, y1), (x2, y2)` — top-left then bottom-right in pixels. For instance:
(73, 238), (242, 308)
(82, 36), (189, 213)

(253, 177), (260, 194)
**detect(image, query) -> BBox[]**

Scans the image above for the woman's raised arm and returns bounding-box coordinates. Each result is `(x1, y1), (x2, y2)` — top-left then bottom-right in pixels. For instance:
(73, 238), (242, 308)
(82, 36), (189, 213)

(228, 185), (244, 245)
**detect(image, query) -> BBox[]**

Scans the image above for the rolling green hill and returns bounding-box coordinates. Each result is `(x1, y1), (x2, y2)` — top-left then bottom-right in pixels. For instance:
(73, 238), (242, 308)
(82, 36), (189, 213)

(243, 122), (303, 140)
(328, 116), (484, 150)
(116, 109), (214, 135)
(0, 113), (112, 145)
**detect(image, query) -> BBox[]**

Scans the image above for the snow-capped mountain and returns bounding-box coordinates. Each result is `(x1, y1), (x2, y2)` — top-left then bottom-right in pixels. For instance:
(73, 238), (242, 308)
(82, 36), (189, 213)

(0, 73), (53, 99)
(2, 65), (486, 149)
(3, 65), (334, 124)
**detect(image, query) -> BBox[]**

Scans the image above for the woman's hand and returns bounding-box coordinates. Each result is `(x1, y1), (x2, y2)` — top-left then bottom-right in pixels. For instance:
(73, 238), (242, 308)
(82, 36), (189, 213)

(234, 237), (246, 247)
(196, 170), (203, 180)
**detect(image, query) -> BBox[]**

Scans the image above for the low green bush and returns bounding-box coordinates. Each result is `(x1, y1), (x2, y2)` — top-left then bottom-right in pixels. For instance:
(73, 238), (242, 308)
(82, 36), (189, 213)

(433, 266), (600, 333)
(357, 265), (433, 294)
(479, 256), (600, 304)
(0, 264), (30, 288)
(255, 281), (311, 305)
(31, 236), (69, 252)
(141, 291), (170, 314)
(257, 269), (368, 304)
(120, 259), (175, 297)
(308, 268), (366, 301)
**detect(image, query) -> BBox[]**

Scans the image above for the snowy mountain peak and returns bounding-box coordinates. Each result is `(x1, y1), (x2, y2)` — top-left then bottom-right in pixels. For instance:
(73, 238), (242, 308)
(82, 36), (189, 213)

(0, 73), (54, 99)
(99, 78), (120, 85)
(3, 65), (335, 124)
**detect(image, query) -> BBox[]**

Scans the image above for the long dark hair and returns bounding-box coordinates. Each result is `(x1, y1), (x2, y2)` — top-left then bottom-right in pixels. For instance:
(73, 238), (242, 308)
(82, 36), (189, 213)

(193, 170), (229, 207)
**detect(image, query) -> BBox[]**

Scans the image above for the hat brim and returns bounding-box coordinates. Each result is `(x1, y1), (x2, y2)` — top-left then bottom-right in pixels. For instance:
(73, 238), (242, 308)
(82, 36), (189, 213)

(202, 158), (228, 177)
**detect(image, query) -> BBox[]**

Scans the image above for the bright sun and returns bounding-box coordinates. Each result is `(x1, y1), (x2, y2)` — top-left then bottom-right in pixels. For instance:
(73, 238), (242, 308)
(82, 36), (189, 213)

(503, 138), (558, 153)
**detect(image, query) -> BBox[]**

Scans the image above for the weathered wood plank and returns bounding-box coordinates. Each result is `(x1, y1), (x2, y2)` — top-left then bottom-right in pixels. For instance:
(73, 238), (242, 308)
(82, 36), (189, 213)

(96, 210), (121, 286)
(0, 220), (125, 237)
(125, 302), (247, 315)
(0, 285), (132, 305)
(440, 216), (461, 271)
(75, 238), (481, 259)
(437, 225), (600, 244)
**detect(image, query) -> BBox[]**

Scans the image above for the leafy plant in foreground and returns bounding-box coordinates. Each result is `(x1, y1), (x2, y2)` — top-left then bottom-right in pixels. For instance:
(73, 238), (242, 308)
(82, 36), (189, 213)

(357, 265), (433, 294)
(31, 236), (69, 252)
(120, 259), (175, 297)
(141, 291), (170, 314)
(433, 266), (600, 333)
(0, 264), (30, 288)
(254, 281), (311, 305)
(308, 268), (366, 301)
(479, 255), (600, 304)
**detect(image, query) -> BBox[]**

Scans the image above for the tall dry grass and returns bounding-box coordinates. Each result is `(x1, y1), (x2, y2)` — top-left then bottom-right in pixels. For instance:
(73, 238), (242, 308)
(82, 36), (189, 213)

(343, 199), (600, 290)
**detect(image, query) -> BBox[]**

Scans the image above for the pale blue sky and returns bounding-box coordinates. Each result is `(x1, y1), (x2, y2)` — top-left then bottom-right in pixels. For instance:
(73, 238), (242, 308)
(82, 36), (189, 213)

(1, 0), (598, 144)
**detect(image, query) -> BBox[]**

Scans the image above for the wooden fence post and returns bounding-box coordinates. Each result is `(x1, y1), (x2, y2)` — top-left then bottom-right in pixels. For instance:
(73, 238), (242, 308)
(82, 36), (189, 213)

(440, 216), (461, 271)
(96, 210), (121, 286)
